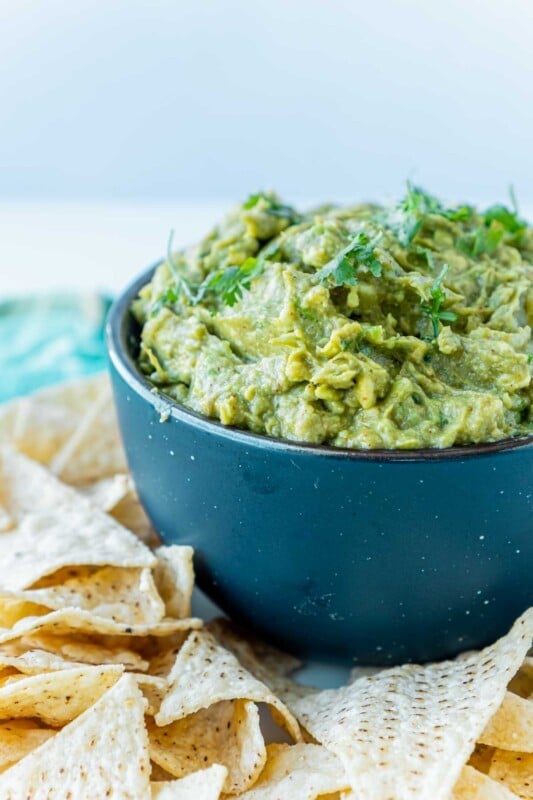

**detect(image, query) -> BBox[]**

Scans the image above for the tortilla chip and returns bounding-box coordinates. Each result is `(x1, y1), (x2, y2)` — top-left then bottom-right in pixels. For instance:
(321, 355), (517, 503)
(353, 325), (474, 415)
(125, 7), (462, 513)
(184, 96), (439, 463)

(453, 765), (521, 799)
(155, 630), (301, 741)
(0, 648), (85, 674)
(0, 505), (14, 533)
(49, 377), (127, 484)
(0, 566), (165, 626)
(149, 699), (266, 794)
(0, 722), (55, 775)
(291, 610), (533, 800)
(109, 487), (159, 546)
(205, 621), (312, 719)
(78, 473), (132, 512)
(0, 447), (154, 590)
(237, 743), (350, 799)
(0, 664), (123, 725)
(207, 618), (301, 678)
(153, 546), (194, 620)
(508, 659), (533, 700)
(489, 750), (533, 798)
(0, 674), (151, 798)
(0, 375), (108, 467)
(469, 744), (497, 775)
(151, 764), (227, 799)
(480, 693), (533, 752)
(135, 673), (169, 716)
(14, 633), (150, 671)
(0, 605), (201, 646)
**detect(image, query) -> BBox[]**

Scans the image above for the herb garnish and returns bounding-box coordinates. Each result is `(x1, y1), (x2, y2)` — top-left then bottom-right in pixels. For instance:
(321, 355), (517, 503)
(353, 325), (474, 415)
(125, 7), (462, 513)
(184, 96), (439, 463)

(317, 231), (383, 287)
(458, 187), (526, 256)
(383, 183), (473, 247)
(152, 232), (267, 313)
(420, 265), (457, 339)
(202, 257), (262, 307)
(243, 192), (300, 223)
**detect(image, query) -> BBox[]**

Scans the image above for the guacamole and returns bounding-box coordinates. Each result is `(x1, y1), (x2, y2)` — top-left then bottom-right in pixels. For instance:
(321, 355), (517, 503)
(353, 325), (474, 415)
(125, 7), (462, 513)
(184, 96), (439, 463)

(132, 188), (533, 449)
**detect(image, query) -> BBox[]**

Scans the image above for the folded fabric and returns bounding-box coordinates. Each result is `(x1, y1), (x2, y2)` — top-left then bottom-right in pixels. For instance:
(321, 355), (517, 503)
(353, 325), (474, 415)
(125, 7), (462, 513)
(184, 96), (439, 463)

(0, 294), (111, 401)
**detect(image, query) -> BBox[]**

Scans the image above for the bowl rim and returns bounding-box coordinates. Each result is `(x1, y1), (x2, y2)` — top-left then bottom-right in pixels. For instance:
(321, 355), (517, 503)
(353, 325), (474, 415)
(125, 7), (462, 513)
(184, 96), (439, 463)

(106, 263), (533, 463)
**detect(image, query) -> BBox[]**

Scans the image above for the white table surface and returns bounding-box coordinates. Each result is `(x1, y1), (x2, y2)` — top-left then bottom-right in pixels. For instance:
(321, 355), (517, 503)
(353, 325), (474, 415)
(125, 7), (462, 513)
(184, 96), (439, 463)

(0, 201), (230, 296)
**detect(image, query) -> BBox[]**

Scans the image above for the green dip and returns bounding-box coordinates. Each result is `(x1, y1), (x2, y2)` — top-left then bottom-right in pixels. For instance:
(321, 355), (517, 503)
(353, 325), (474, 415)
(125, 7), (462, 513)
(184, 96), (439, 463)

(132, 187), (533, 449)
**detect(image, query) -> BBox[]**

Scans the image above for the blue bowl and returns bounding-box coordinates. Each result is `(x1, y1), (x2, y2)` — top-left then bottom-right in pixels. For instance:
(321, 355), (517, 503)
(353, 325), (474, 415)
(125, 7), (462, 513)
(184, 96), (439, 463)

(107, 266), (533, 665)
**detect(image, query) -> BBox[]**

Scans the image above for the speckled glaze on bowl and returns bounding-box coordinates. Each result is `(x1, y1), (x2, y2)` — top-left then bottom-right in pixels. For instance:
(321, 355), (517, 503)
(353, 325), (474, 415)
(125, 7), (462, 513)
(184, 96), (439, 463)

(107, 266), (533, 665)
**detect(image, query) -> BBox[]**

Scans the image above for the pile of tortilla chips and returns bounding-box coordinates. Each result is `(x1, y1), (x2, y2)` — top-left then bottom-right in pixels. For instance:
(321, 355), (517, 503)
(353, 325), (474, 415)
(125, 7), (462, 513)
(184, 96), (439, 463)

(0, 375), (531, 799)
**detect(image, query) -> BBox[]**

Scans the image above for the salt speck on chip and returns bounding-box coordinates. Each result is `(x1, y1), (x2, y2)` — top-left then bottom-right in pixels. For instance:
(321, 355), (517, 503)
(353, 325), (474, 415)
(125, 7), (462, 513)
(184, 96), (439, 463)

(291, 610), (533, 800)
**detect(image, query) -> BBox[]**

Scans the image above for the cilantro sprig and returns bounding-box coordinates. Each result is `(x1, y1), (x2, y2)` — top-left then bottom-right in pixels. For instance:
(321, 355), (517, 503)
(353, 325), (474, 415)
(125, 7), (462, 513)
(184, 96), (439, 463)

(458, 187), (526, 256)
(243, 192), (300, 223)
(384, 183), (473, 247)
(420, 265), (457, 338)
(317, 231), (383, 287)
(202, 256), (263, 307)
(152, 231), (267, 314)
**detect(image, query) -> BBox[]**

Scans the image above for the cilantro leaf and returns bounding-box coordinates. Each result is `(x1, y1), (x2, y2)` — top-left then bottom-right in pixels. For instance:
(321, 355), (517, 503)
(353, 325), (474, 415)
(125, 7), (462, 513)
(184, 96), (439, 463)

(150, 287), (179, 316)
(420, 264), (458, 338)
(204, 257), (262, 307)
(383, 183), (474, 248)
(458, 220), (506, 257)
(243, 192), (300, 223)
(482, 204), (526, 235)
(317, 232), (383, 287)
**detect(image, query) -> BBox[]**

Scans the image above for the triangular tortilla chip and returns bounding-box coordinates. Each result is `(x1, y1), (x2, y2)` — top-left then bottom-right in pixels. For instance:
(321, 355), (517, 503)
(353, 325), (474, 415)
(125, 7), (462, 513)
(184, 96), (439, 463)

(0, 664), (123, 725)
(291, 610), (533, 800)
(0, 606), (201, 645)
(0, 648), (85, 674)
(238, 743), (350, 799)
(489, 750), (533, 798)
(81, 474), (159, 546)
(78, 473), (132, 512)
(508, 658), (533, 699)
(453, 765), (520, 799)
(153, 546), (194, 620)
(12, 633), (150, 671)
(480, 693), (533, 751)
(0, 674), (151, 798)
(149, 700), (266, 794)
(50, 378), (127, 484)
(0, 375), (108, 467)
(134, 673), (168, 716)
(151, 764), (227, 799)
(0, 447), (155, 589)
(155, 630), (300, 740)
(207, 618), (304, 703)
(0, 566), (165, 626)
(0, 722), (55, 775)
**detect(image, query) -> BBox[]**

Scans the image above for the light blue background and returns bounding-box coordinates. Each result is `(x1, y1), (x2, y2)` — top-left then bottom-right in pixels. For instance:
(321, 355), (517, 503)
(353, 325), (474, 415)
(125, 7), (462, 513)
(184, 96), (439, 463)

(0, 0), (531, 203)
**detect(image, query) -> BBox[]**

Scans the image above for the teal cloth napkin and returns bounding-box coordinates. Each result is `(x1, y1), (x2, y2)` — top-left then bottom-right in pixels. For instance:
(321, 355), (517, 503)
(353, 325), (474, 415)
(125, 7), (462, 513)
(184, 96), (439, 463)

(0, 294), (111, 403)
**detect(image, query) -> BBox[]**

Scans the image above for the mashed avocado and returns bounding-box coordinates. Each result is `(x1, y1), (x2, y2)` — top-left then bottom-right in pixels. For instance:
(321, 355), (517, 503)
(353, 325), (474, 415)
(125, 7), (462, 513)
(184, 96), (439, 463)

(132, 187), (533, 449)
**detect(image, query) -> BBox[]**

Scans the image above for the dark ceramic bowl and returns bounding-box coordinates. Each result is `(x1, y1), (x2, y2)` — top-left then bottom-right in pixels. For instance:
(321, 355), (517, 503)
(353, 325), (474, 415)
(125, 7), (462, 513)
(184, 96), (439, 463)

(107, 266), (533, 665)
